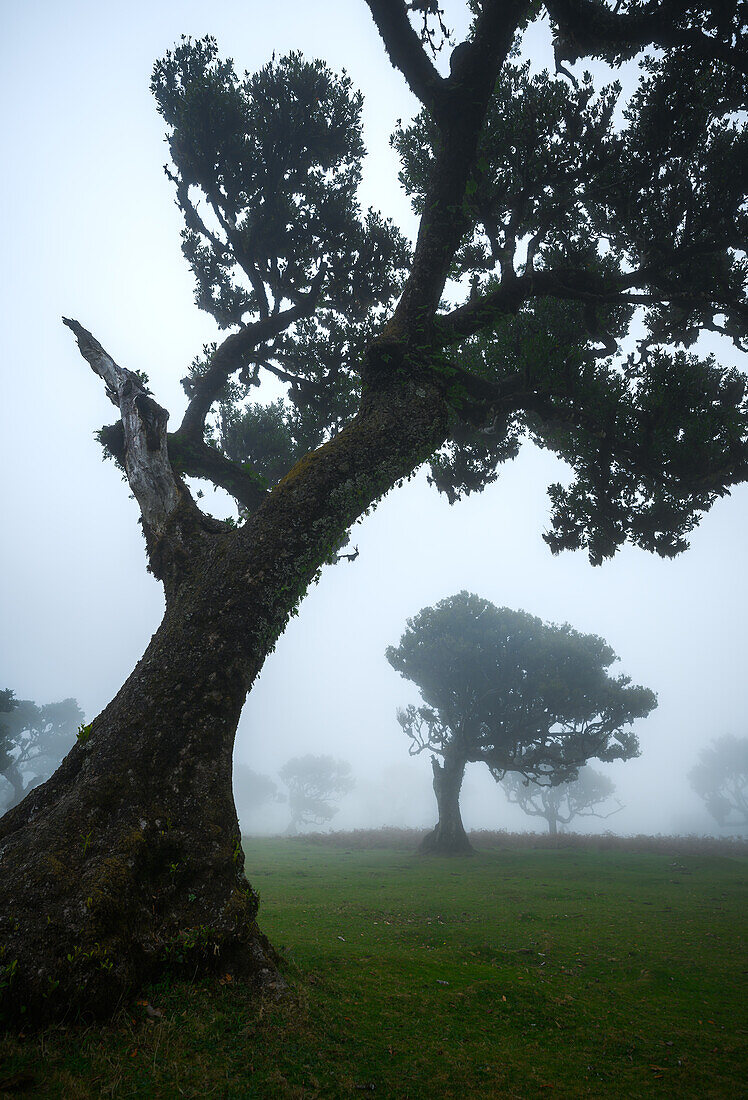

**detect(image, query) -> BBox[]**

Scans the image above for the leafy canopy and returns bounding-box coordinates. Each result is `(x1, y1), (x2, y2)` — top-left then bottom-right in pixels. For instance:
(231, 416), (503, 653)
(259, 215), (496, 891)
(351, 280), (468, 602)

(386, 592), (656, 783)
(394, 44), (748, 563)
(151, 37), (408, 486)
(133, 7), (748, 563)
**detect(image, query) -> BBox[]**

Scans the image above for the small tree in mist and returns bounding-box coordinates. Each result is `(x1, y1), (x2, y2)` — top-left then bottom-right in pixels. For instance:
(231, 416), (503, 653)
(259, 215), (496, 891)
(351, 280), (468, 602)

(386, 592), (655, 854)
(233, 764), (283, 834)
(689, 736), (748, 830)
(501, 765), (621, 836)
(279, 755), (354, 834)
(0, 695), (84, 814)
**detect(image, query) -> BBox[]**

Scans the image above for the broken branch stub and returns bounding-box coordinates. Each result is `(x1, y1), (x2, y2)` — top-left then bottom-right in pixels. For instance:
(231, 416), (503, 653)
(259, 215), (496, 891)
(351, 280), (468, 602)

(63, 317), (180, 537)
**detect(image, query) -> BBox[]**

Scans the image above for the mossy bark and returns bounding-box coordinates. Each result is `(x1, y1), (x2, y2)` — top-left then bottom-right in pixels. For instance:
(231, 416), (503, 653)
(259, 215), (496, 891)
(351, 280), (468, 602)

(0, 363), (450, 1026)
(420, 753), (474, 855)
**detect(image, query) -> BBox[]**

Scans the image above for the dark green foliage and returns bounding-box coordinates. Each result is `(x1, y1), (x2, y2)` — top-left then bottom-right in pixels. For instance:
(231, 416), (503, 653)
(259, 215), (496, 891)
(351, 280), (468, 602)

(151, 37), (408, 485)
(502, 764), (620, 834)
(278, 755), (354, 832)
(689, 734), (748, 828)
(143, 17), (748, 558)
(0, 696), (84, 813)
(386, 591), (656, 783)
(0, 688), (16, 715)
(394, 38), (748, 562)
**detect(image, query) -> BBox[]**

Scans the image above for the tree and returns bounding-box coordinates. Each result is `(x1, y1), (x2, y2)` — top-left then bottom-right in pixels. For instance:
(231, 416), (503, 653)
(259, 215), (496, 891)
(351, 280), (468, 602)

(0, 696), (84, 814)
(233, 765), (284, 835)
(278, 755), (354, 833)
(386, 592), (655, 853)
(688, 735), (748, 829)
(1, 1), (747, 1022)
(0, 689), (18, 811)
(501, 765), (621, 835)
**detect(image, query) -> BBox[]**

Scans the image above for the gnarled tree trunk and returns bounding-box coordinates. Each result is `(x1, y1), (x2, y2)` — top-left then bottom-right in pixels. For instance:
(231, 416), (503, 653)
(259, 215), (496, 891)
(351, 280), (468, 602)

(420, 753), (473, 855)
(0, 328), (450, 1026)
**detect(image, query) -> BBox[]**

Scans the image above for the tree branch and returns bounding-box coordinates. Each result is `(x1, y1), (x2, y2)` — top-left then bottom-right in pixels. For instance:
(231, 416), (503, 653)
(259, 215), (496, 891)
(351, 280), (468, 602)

(545, 0), (748, 76)
(63, 318), (181, 538)
(177, 265), (326, 442)
(378, 0), (532, 339)
(436, 252), (741, 344)
(362, 0), (448, 116)
(166, 434), (268, 514)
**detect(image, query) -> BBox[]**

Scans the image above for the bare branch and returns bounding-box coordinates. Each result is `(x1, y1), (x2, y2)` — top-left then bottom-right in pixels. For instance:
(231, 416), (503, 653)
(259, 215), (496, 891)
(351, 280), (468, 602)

(63, 318), (180, 538)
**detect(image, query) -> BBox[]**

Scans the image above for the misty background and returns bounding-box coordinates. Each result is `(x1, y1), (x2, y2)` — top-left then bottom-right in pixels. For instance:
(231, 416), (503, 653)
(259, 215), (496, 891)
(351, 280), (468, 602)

(1, 0), (746, 838)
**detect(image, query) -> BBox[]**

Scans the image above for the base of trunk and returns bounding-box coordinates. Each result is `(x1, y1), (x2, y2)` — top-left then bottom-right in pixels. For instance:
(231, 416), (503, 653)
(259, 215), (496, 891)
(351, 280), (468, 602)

(418, 823), (474, 856)
(0, 750), (283, 1028)
(0, 825), (283, 1028)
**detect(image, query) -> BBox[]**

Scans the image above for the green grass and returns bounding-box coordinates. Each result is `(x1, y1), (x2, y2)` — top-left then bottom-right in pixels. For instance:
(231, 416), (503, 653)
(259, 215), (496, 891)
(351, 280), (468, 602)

(1, 837), (746, 1098)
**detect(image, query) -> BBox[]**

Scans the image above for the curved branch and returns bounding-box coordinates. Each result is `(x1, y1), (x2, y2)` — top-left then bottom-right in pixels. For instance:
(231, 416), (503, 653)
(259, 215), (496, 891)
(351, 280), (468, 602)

(363, 0), (448, 116)
(167, 433), (268, 514)
(437, 250), (742, 344)
(545, 0), (748, 76)
(178, 265), (326, 441)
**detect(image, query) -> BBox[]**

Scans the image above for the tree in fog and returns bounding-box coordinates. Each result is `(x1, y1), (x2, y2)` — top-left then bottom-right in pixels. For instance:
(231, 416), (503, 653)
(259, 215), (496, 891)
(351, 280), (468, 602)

(0, 696), (84, 813)
(3, 1), (748, 1023)
(279, 755), (354, 833)
(689, 736), (748, 829)
(501, 765), (621, 836)
(233, 765), (283, 834)
(0, 689), (18, 810)
(386, 592), (655, 853)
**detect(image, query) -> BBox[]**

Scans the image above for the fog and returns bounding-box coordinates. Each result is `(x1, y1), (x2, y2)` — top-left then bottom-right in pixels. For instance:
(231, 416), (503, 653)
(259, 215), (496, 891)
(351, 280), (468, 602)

(2, 0), (746, 841)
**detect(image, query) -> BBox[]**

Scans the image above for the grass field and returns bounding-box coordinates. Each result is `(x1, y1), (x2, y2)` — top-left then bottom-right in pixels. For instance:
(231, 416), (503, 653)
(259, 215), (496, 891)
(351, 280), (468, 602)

(1, 833), (746, 1098)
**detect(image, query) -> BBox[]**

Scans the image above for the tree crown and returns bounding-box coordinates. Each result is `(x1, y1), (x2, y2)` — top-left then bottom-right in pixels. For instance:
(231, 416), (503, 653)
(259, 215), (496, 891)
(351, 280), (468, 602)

(279, 754), (354, 828)
(386, 591), (656, 782)
(83, 2), (748, 572)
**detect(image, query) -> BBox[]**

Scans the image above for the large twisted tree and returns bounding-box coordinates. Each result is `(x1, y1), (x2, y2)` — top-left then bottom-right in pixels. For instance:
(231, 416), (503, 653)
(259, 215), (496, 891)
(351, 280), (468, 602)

(1, 0), (746, 1024)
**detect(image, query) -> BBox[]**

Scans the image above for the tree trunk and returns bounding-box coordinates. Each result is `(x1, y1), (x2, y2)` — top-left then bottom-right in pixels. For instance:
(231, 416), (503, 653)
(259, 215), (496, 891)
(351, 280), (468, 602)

(419, 754), (473, 855)
(547, 813), (558, 837)
(0, 536), (281, 1024)
(0, 341), (452, 1026)
(3, 764), (27, 814)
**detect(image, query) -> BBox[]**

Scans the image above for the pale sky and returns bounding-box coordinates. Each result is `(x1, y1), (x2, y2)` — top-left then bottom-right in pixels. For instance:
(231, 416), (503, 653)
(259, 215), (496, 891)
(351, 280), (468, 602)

(1, 0), (746, 837)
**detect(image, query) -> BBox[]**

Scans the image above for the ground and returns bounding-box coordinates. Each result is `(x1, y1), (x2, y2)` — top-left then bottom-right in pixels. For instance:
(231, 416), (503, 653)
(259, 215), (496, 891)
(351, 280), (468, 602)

(1, 831), (745, 1097)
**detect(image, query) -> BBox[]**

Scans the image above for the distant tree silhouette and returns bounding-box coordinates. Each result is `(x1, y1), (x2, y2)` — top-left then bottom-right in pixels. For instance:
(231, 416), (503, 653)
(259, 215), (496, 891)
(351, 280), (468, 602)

(0, 696), (84, 813)
(689, 736), (748, 829)
(279, 755), (354, 833)
(233, 765), (283, 833)
(387, 592), (655, 854)
(501, 765), (622, 836)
